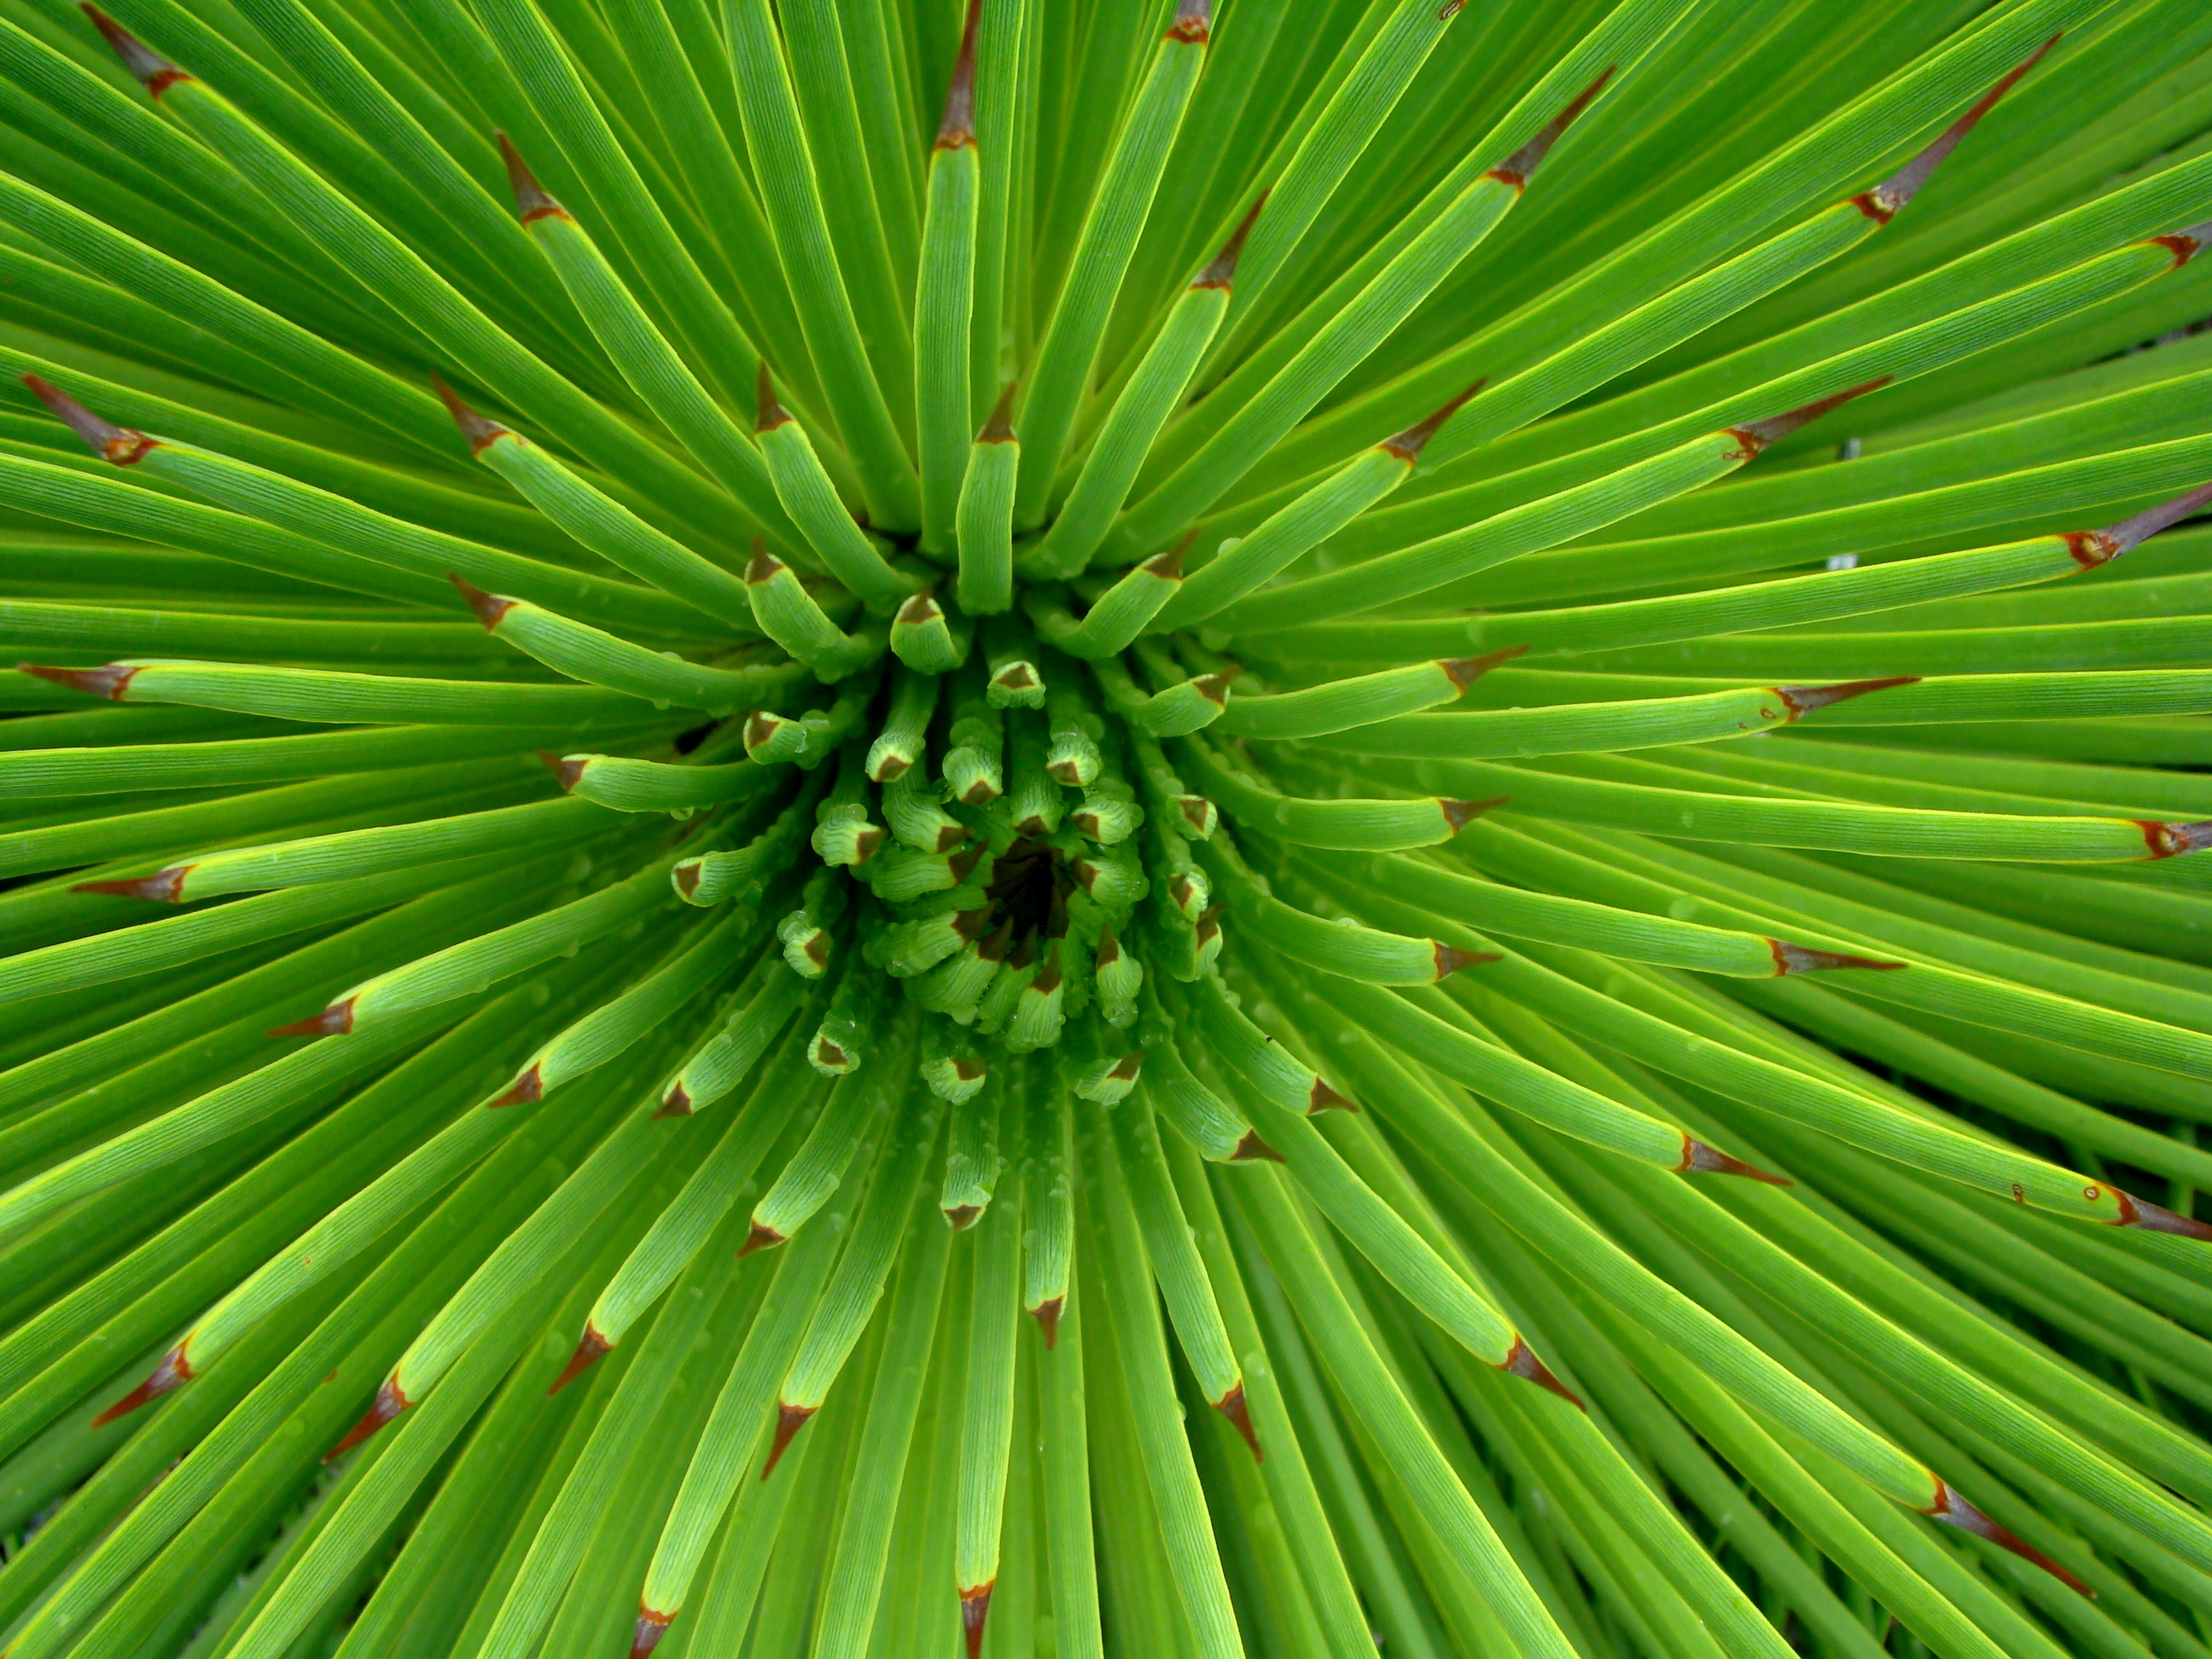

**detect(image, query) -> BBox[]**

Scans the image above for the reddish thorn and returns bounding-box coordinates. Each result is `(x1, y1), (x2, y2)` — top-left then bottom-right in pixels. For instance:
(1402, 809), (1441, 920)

(447, 571), (515, 629)
(944, 1202), (983, 1231)
(1382, 378), (1490, 462)
(2081, 480), (2212, 563)
(1485, 66), (1614, 188)
(535, 749), (588, 792)
(92, 1342), (195, 1426)
(992, 660), (1039, 692)
(755, 361), (790, 433)
(21, 374), (157, 463)
(760, 1401), (814, 1477)
(1166, 0), (1209, 44)
(655, 1081), (695, 1120)
(979, 381), (1018, 444)
(1854, 35), (2058, 222)
(79, 4), (189, 95)
(1768, 940), (1906, 975)
(736, 1220), (786, 1258)
(672, 861), (704, 901)
(1439, 643), (1525, 691)
(1230, 1130), (1287, 1163)
(1307, 1077), (1356, 1115)
(1501, 1334), (1584, 1409)
(960, 1583), (994, 1659)
(1440, 795), (1510, 833)
(430, 374), (510, 453)
(2149, 218), (2212, 270)
(1678, 1136), (1793, 1185)
(935, 0), (982, 148)
(2113, 1187), (2212, 1242)
(745, 539), (787, 584)
(1726, 378), (1893, 459)
(1773, 675), (1918, 719)
(487, 1062), (544, 1109)
(1214, 1382), (1264, 1460)
(73, 865), (189, 902)
(268, 997), (356, 1039)
(1029, 1295), (1063, 1346)
(1433, 943), (1499, 979)
(1144, 531), (1196, 582)
(325, 1373), (410, 1461)
(2139, 820), (2212, 860)
(548, 1324), (612, 1394)
(19, 661), (139, 701)
(1178, 795), (1217, 835)
(629, 1607), (674, 1659)
(1927, 1479), (2095, 1597)
(495, 131), (567, 222)
(1193, 189), (1268, 289)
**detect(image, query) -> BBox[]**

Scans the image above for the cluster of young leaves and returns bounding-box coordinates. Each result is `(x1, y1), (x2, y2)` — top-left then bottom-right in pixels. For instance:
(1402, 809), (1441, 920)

(0, 0), (2210, 1656)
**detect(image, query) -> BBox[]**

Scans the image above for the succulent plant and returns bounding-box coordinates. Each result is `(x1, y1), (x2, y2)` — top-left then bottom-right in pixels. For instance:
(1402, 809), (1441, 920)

(3, 0), (2212, 1655)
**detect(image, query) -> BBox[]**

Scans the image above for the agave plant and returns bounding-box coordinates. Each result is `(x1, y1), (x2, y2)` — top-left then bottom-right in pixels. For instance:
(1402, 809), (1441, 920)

(5, 0), (2212, 1654)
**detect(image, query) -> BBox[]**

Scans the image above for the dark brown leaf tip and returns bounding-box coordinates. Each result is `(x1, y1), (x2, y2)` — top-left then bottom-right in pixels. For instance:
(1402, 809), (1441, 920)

(1194, 190), (1268, 289)
(1678, 1136), (1793, 1185)
(1501, 1335), (1584, 1409)
(1307, 1077), (1356, 1114)
(495, 132), (567, 222)
(487, 1062), (544, 1109)
(548, 1323), (612, 1394)
(1726, 378), (1893, 458)
(535, 749), (589, 794)
(1229, 1129), (1287, 1163)
(326, 1373), (410, 1461)
(1773, 675), (1918, 719)
(992, 659), (1039, 692)
(1214, 1382), (1264, 1460)
(268, 996), (356, 1039)
(1855, 35), (2058, 223)
(2139, 820), (2212, 860)
(736, 1220), (786, 1258)
(1486, 66), (1614, 188)
(745, 538), (787, 585)
(755, 361), (792, 433)
(629, 1607), (674, 1659)
(93, 1343), (195, 1425)
(1434, 943), (1499, 979)
(1769, 940), (1906, 975)
(431, 374), (510, 453)
(896, 589), (945, 627)
(22, 374), (157, 463)
(2112, 1187), (2212, 1241)
(1439, 643), (1525, 691)
(2149, 217), (2212, 270)
(2077, 480), (2212, 565)
(935, 0), (982, 149)
(760, 1401), (814, 1478)
(1926, 1479), (2095, 1597)
(74, 864), (189, 902)
(1382, 378), (1489, 462)
(1191, 669), (1236, 707)
(1167, 0), (1210, 44)
(20, 661), (139, 701)
(655, 1080), (695, 1119)
(979, 380), (1019, 444)
(1029, 1295), (1064, 1346)
(1440, 795), (1510, 833)
(81, 4), (189, 96)
(447, 571), (516, 630)
(1145, 531), (1197, 581)
(959, 1584), (994, 1659)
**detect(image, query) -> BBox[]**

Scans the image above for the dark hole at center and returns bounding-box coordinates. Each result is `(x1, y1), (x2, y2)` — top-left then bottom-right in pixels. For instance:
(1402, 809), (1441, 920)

(986, 837), (1070, 947)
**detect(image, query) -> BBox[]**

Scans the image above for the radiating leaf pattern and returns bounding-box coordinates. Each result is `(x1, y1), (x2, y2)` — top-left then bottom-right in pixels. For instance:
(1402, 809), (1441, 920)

(0, 0), (2209, 1655)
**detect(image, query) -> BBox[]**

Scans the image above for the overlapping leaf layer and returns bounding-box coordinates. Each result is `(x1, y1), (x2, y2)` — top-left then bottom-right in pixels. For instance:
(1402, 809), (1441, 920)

(1, 0), (2211, 1656)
